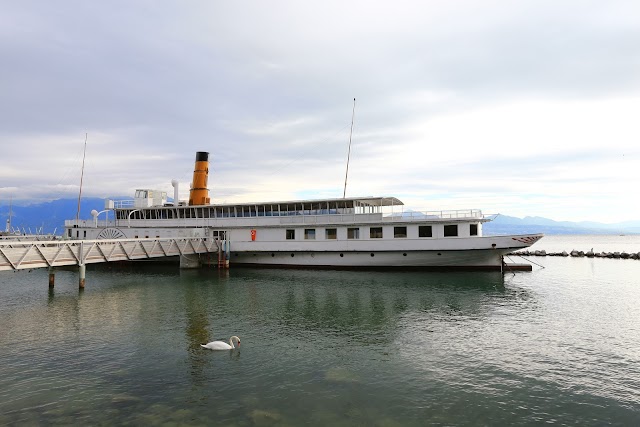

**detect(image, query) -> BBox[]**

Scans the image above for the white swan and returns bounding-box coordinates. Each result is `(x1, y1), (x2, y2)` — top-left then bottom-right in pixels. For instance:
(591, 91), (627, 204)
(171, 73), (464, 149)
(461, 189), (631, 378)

(201, 336), (240, 350)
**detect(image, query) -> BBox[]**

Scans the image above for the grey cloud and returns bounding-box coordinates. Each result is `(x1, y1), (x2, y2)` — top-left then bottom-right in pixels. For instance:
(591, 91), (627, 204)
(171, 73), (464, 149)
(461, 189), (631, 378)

(1, 1), (639, 221)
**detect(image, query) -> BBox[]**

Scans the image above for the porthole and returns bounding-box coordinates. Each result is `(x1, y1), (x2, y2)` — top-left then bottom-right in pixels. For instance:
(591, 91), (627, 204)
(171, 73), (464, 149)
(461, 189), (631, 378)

(437, 253), (442, 256)
(234, 253), (239, 257)
(370, 253), (375, 257)
(291, 253), (295, 257)
(340, 253), (344, 257)
(403, 253), (407, 256)
(271, 253), (275, 257)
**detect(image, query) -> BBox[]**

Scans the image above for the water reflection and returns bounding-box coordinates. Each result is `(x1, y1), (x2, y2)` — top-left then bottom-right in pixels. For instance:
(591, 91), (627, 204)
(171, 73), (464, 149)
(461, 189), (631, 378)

(4, 261), (639, 425)
(234, 269), (520, 346)
(182, 271), (212, 386)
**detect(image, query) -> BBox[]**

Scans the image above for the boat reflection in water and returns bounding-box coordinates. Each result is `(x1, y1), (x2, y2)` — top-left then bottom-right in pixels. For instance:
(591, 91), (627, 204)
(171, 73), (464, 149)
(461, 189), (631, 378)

(3, 243), (638, 426)
(1, 265), (537, 426)
(174, 267), (521, 382)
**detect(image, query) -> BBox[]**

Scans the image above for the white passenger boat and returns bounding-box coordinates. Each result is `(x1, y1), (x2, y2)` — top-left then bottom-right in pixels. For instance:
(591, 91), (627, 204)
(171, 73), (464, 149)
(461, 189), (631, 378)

(64, 152), (542, 271)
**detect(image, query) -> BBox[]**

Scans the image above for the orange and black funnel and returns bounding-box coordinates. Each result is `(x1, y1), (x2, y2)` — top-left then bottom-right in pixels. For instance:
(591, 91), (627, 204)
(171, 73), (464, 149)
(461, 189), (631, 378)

(188, 151), (210, 205)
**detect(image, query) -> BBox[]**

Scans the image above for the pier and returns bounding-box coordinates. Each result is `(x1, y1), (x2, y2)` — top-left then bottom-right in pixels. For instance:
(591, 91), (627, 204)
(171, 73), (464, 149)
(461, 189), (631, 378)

(0, 236), (223, 287)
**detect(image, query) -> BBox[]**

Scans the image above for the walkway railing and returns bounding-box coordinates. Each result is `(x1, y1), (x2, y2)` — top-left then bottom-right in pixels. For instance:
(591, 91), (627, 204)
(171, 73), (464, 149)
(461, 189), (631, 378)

(0, 237), (217, 272)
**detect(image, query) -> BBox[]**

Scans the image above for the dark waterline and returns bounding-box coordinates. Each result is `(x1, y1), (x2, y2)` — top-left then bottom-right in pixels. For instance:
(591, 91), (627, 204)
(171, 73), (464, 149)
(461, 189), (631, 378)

(1, 242), (640, 425)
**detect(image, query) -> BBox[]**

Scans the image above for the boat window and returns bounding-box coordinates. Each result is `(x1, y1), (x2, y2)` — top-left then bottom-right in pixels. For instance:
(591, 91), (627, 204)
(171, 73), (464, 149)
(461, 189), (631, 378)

(419, 225), (432, 238)
(470, 224), (478, 236)
(370, 227), (383, 238)
(304, 229), (316, 240)
(394, 226), (407, 238)
(325, 228), (337, 240)
(212, 230), (226, 240)
(444, 224), (458, 237)
(286, 229), (295, 240)
(347, 227), (360, 239)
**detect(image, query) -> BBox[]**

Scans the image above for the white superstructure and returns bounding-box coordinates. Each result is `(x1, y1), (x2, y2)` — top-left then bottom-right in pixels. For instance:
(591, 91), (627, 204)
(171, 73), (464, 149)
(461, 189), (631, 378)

(64, 152), (542, 270)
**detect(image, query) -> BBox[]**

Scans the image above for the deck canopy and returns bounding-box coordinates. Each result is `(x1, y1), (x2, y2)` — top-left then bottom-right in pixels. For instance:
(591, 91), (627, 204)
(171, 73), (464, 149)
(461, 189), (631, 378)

(210, 196), (404, 209)
(207, 196), (404, 217)
(113, 196), (406, 220)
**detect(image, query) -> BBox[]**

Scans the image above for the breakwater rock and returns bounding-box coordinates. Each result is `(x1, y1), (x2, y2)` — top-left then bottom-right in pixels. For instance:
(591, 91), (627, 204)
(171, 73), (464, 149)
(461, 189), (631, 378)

(514, 249), (640, 259)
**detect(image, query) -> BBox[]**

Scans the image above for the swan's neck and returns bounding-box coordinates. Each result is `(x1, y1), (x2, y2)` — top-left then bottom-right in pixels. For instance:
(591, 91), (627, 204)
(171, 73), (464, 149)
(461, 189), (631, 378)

(229, 338), (235, 348)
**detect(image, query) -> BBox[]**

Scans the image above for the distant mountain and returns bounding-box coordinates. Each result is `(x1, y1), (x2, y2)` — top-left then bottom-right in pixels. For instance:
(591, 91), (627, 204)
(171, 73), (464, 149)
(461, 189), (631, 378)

(1, 198), (638, 236)
(483, 214), (640, 235)
(0, 197), (128, 235)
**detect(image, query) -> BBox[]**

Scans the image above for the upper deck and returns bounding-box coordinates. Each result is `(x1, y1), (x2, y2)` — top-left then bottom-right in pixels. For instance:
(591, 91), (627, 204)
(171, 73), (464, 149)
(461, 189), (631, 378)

(66, 196), (486, 229)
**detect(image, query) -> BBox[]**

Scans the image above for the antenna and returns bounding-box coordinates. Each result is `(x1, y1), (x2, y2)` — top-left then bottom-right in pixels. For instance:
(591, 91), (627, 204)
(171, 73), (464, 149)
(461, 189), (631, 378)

(76, 133), (88, 225)
(343, 98), (356, 198)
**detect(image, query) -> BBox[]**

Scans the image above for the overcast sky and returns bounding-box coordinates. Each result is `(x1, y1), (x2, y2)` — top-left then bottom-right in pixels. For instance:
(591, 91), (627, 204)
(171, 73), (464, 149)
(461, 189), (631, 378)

(1, 0), (639, 223)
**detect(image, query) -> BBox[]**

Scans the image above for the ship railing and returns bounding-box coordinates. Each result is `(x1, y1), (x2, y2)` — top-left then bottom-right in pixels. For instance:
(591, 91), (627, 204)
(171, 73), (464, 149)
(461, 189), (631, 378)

(65, 219), (93, 228)
(382, 209), (483, 221)
(64, 219), (117, 228)
(113, 199), (135, 208)
(63, 208), (484, 231)
(89, 209), (484, 228)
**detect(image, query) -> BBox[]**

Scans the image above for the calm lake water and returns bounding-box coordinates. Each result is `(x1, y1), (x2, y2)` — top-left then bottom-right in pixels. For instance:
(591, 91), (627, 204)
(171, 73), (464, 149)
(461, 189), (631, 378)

(1, 235), (640, 426)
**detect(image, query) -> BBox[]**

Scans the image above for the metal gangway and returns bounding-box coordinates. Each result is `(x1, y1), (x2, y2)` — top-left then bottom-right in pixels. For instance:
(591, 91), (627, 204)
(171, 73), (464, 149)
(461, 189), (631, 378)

(0, 237), (221, 287)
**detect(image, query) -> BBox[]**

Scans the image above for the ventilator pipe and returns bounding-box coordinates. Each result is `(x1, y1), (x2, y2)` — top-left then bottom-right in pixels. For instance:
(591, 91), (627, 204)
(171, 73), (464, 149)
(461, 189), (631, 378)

(91, 209), (109, 228)
(91, 209), (98, 228)
(188, 151), (210, 206)
(171, 179), (179, 206)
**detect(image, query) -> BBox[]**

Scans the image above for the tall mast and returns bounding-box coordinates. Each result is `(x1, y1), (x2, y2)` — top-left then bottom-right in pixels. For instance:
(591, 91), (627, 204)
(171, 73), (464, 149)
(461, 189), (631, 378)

(343, 98), (356, 198)
(76, 133), (88, 225)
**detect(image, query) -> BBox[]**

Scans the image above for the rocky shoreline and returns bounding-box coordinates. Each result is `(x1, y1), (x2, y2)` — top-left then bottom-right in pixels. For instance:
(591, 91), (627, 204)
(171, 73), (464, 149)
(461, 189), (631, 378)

(514, 249), (640, 259)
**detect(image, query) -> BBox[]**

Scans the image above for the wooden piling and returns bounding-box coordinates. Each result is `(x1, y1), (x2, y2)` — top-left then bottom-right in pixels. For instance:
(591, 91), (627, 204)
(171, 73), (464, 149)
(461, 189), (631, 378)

(48, 268), (55, 288)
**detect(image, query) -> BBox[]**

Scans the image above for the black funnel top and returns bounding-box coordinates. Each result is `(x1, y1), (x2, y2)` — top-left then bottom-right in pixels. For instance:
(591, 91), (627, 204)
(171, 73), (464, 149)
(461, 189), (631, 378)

(195, 152), (209, 162)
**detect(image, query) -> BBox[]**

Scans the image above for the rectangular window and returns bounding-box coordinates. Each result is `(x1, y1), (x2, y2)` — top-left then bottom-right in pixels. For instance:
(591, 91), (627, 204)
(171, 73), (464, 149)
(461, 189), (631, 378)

(304, 229), (316, 240)
(286, 229), (295, 240)
(470, 224), (478, 236)
(347, 227), (360, 239)
(444, 224), (458, 237)
(325, 228), (337, 239)
(418, 225), (432, 237)
(394, 226), (407, 238)
(370, 227), (383, 238)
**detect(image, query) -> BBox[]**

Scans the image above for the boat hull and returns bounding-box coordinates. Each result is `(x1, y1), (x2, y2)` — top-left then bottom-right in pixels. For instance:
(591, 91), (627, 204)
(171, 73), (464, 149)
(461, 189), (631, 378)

(210, 247), (518, 271)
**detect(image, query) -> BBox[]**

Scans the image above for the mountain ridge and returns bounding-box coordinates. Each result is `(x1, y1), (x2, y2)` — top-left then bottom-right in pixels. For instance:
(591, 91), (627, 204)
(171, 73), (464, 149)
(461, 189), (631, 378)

(484, 214), (640, 235)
